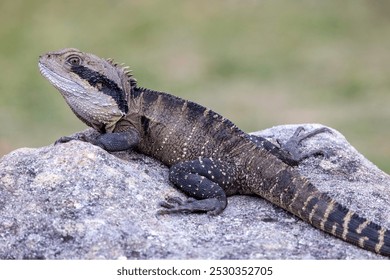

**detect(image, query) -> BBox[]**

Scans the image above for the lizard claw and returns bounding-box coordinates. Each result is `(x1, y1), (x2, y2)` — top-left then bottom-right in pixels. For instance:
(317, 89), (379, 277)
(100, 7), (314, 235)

(54, 134), (90, 145)
(157, 196), (193, 214)
(157, 196), (224, 216)
(54, 136), (76, 145)
(158, 196), (185, 209)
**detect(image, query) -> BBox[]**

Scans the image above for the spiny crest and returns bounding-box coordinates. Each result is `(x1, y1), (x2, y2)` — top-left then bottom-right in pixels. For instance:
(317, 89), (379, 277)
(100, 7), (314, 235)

(106, 57), (137, 87)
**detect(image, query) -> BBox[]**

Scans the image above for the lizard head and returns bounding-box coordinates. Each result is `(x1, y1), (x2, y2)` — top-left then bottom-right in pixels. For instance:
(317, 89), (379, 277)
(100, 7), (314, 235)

(38, 48), (137, 132)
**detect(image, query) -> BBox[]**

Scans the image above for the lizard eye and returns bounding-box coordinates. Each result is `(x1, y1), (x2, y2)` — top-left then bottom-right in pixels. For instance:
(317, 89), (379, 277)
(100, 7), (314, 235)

(66, 55), (81, 66)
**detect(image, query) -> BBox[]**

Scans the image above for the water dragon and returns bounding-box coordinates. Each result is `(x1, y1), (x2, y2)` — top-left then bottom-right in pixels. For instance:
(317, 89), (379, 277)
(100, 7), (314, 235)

(38, 48), (390, 257)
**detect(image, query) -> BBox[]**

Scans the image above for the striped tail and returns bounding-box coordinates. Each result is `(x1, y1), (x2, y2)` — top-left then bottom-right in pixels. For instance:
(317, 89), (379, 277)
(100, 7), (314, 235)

(289, 182), (390, 257)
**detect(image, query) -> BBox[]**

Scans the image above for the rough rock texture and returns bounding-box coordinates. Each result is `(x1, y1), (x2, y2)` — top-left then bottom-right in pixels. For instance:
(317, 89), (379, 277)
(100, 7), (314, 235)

(0, 124), (389, 259)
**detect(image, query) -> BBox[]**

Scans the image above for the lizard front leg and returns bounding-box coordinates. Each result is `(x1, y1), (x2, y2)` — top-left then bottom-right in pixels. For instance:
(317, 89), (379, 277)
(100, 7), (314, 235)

(158, 158), (237, 216)
(55, 128), (140, 152)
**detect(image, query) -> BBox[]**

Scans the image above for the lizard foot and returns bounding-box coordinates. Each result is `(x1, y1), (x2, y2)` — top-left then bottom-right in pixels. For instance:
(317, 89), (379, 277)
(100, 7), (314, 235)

(279, 126), (332, 163)
(157, 196), (225, 216)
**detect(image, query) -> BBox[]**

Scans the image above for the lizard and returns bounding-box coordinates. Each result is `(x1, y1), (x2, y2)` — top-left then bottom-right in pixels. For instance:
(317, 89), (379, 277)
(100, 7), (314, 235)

(38, 48), (390, 257)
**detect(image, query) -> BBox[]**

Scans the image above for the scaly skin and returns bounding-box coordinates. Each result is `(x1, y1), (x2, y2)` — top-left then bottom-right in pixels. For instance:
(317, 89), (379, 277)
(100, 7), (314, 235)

(38, 48), (390, 257)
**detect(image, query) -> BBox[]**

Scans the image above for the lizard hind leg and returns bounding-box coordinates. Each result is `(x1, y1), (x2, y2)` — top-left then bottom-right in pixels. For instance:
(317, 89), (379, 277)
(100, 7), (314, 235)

(158, 158), (236, 216)
(248, 126), (332, 166)
(279, 126), (332, 163)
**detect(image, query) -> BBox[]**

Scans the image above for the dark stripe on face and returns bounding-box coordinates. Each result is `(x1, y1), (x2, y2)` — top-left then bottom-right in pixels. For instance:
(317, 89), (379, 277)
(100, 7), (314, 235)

(71, 65), (128, 113)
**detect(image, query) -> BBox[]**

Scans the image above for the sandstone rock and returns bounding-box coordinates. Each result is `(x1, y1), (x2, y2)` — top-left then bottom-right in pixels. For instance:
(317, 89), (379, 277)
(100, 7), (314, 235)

(0, 124), (389, 259)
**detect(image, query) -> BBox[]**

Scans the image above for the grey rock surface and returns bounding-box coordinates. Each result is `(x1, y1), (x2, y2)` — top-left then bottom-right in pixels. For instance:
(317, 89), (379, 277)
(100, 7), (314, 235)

(0, 124), (389, 259)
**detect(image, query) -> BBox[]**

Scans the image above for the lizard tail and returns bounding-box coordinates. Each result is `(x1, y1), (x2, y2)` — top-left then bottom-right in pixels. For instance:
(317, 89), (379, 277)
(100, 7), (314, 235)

(293, 183), (390, 257)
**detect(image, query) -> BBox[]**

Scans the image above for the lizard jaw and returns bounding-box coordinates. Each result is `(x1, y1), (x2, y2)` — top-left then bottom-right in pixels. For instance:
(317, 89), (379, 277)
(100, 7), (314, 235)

(39, 62), (86, 97)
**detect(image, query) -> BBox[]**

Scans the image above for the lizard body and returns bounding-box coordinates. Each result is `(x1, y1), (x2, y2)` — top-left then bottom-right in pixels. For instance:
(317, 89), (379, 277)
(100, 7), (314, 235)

(38, 48), (390, 257)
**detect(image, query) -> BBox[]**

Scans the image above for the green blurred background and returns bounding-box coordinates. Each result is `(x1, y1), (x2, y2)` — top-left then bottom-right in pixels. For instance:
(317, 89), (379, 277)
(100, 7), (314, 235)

(1, 0), (390, 172)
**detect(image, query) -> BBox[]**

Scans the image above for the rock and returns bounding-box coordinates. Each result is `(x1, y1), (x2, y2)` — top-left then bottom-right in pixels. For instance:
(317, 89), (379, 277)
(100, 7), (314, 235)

(0, 124), (389, 259)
